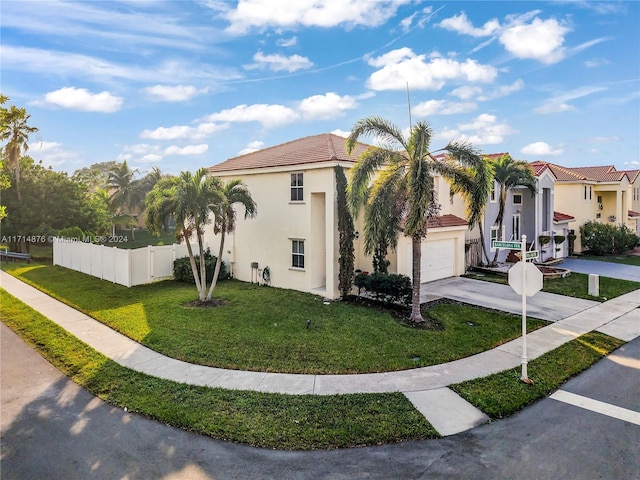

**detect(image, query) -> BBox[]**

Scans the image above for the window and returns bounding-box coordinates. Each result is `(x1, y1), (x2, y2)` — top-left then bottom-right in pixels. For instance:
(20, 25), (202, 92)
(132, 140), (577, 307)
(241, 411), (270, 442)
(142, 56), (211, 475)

(490, 226), (499, 252)
(291, 240), (304, 268)
(512, 214), (521, 240)
(291, 173), (303, 202)
(584, 185), (592, 200)
(490, 182), (497, 203)
(513, 193), (522, 205)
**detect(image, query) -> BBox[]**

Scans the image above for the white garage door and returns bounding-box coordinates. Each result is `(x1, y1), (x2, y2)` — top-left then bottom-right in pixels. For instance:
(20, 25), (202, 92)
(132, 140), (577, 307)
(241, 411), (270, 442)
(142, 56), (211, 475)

(421, 239), (455, 282)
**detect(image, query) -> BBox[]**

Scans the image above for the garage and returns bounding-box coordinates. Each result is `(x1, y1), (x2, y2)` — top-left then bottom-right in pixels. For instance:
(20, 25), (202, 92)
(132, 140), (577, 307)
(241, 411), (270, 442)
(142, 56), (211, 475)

(421, 238), (456, 282)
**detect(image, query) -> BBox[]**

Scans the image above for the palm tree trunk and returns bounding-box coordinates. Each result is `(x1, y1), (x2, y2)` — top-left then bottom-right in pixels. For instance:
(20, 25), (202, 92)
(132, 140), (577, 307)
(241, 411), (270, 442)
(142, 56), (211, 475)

(183, 226), (203, 299)
(409, 235), (425, 324)
(478, 222), (490, 266)
(197, 231), (207, 301)
(206, 227), (226, 300)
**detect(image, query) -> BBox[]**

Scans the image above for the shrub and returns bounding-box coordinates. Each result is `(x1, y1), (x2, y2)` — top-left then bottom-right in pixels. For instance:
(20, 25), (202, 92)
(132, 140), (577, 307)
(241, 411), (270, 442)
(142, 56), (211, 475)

(580, 221), (639, 255)
(354, 272), (412, 305)
(57, 226), (86, 241)
(173, 249), (227, 284)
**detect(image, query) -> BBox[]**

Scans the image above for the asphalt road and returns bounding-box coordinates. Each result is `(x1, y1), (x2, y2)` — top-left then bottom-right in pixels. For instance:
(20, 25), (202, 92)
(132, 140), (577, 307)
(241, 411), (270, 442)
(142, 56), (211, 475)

(560, 257), (640, 282)
(2, 321), (639, 480)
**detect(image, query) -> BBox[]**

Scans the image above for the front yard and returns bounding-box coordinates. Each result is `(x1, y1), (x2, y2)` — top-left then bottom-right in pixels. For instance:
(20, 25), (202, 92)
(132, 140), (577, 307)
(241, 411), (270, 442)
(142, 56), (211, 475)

(3, 263), (547, 374)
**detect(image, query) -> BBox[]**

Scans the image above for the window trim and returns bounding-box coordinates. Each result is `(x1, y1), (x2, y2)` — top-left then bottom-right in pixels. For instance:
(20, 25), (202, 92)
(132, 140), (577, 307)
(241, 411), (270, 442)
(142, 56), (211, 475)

(290, 172), (304, 202)
(490, 226), (499, 252)
(490, 182), (497, 203)
(513, 193), (522, 205)
(512, 213), (521, 241)
(291, 239), (305, 269)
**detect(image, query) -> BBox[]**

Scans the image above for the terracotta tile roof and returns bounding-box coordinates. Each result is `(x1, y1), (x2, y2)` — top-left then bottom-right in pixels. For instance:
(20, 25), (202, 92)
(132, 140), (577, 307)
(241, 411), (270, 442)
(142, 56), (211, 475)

(553, 211), (575, 223)
(536, 162), (631, 183)
(529, 160), (553, 177)
(209, 133), (370, 173)
(629, 210), (640, 218)
(426, 214), (468, 229)
(623, 169), (640, 182)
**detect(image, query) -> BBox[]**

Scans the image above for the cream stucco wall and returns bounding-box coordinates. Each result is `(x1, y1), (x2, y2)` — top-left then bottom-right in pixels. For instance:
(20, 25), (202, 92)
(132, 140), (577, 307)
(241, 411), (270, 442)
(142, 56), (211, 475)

(204, 163), (341, 299)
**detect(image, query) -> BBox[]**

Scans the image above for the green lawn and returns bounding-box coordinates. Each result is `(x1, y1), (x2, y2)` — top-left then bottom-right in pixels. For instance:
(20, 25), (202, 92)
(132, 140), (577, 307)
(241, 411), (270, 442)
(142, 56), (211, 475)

(451, 331), (625, 418)
(577, 253), (640, 267)
(3, 263), (547, 374)
(465, 271), (639, 301)
(0, 291), (437, 449)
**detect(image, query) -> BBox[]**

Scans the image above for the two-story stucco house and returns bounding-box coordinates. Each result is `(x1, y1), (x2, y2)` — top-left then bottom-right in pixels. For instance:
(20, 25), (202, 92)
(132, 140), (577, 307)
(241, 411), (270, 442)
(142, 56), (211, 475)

(204, 133), (469, 299)
(536, 163), (635, 253)
(476, 155), (556, 264)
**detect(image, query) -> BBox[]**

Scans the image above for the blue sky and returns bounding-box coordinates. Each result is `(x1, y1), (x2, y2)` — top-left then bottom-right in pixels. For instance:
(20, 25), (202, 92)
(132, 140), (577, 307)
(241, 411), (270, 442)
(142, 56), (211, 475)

(2, 0), (639, 176)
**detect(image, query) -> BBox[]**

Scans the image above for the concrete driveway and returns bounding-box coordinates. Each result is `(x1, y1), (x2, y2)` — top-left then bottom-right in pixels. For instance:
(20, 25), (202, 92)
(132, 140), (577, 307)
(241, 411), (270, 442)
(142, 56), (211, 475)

(421, 277), (599, 322)
(560, 257), (640, 282)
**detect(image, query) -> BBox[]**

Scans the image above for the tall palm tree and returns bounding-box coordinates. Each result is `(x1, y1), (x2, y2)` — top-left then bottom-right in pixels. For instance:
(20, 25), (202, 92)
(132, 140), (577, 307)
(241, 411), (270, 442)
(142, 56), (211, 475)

(490, 154), (537, 266)
(107, 161), (144, 240)
(206, 179), (257, 300)
(449, 155), (494, 266)
(0, 98), (39, 201)
(146, 169), (220, 301)
(347, 116), (486, 324)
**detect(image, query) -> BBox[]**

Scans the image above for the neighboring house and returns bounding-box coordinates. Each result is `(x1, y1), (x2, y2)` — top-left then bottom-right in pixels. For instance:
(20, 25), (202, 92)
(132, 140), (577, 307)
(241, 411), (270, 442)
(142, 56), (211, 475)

(536, 163), (634, 253)
(623, 169), (640, 235)
(204, 133), (469, 299)
(475, 155), (556, 264)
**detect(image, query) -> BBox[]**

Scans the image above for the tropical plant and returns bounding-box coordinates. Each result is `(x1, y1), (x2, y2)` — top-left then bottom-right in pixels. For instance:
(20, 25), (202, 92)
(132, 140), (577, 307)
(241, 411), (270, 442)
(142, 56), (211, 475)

(0, 95), (39, 202)
(580, 221), (639, 255)
(335, 165), (356, 298)
(449, 155), (494, 265)
(489, 154), (537, 266)
(0, 160), (10, 221)
(146, 169), (222, 301)
(107, 161), (144, 239)
(347, 116), (486, 324)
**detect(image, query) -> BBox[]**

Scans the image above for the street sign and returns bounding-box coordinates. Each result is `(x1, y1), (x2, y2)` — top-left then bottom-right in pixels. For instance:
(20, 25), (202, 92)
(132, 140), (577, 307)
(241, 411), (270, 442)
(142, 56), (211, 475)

(508, 261), (543, 297)
(525, 250), (539, 260)
(492, 240), (522, 249)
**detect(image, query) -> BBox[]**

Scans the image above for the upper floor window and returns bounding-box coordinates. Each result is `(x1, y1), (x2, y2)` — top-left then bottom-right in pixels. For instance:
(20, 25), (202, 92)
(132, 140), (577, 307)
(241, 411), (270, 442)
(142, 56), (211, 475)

(490, 182), (497, 203)
(513, 193), (522, 205)
(291, 173), (303, 202)
(584, 185), (592, 200)
(291, 239), (305, 269)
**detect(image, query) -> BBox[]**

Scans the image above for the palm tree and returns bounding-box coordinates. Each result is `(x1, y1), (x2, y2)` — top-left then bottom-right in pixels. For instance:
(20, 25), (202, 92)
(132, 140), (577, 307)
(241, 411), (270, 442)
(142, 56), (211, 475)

(449, 155), (494, 265)
(347, 116), (486, 324)
(206, 179), (256, 300)
(146, 169), (220, 301)
(490, 154), (537, 266)
(0, 97), (39, 202)
(107, 161), (144, 240)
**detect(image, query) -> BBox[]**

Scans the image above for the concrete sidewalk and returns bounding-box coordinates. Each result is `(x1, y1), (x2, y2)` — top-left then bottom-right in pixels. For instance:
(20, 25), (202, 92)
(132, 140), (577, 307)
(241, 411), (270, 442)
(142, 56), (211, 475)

(1, 271), (639, 436)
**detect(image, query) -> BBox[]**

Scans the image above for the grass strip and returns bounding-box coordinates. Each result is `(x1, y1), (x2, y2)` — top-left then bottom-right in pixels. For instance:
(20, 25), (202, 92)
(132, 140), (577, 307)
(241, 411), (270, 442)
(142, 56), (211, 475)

(450, 331), (624, 418)
(0, 290), (437, 449)
(2, 263), (547, 374)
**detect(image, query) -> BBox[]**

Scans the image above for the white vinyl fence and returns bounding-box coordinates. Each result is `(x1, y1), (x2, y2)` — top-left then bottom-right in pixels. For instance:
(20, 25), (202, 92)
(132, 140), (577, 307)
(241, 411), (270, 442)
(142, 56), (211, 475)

(53, 239), (205, 287)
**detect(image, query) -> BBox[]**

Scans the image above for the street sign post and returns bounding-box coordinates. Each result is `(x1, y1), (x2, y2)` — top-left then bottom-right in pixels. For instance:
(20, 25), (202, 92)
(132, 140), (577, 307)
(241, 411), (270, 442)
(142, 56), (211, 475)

(492, 240), (522, 249)
(525, 250), (539, 260)
(506, 235), (543, 384)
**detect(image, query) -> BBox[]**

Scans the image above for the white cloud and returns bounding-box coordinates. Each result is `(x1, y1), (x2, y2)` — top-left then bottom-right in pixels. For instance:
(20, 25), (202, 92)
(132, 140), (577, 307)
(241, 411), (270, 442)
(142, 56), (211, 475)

(450, 85), (483, 100)
(477, 79), (524, 101)
(123, 143), (161, 155)
(276, 36), (297, 47)
(331, 129), (351, 138)
(203, 104), (300, 127)
(520, 141), (564, 156)
(140, 122), (228, 140)
(438, 12), (500, 37)
(499, 18), (569, 64)
(534, 85), (607, 114)
(237, 140), (265, 155)
(298, 92), (357, 120)
(144, 85), (206, 102)
(223, 0), (410, 34)
(455, 113), (516, 145)
(366, 48), (497, 91)
(585, 58), (610, 68)
(412, 99), (477, 116)
(164, 144), (209, 155)
(44, 87), (123, 112)
(28, 141), (77, 167)
(588, 136), (621, 143)
(138, 154), (163, 163)
(245, 51), (313, 72)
